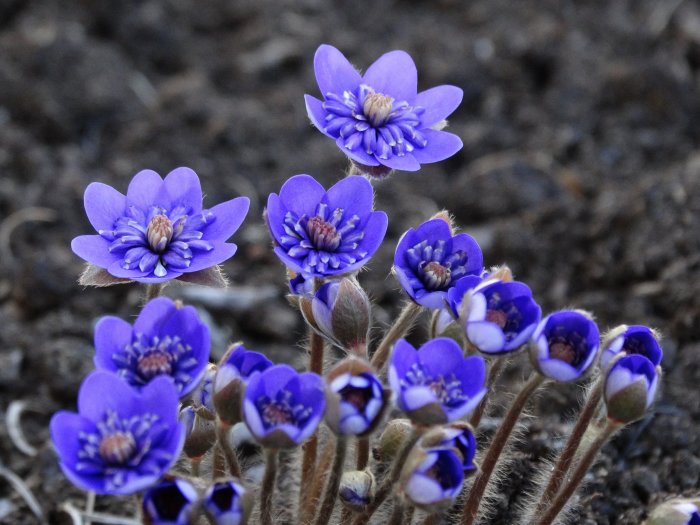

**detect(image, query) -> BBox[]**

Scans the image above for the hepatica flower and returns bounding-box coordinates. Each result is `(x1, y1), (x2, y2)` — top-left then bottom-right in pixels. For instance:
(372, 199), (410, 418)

(72, 167), (249, 283)
(422, 423), (478, 474)
(203, 480), (250, 525)
(450, 279), (541, 354)
(142, 478), (198, 525)
(305, 45), (463, 172)
(50, 372), (183, 495)
(530, 310), (600, 382)
(394, 218), (483, 309)
(401, 448), (464, 512)
(266, 174), (387, 277)
(242, 364), (325, 448)
(389, 338), (486, 425)
(600, 324), (663, 369)
(94, 297), (209, 397)
(604, 354), (658, 424)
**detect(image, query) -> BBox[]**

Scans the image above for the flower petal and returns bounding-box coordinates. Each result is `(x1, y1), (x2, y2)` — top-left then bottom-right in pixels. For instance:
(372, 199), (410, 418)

(362, 50), (418, 102)
(78, 371), (139, 422)
(410, 129), (463, 164)
(94, 316), (133, 371)
(324, 176), (374, 219)
(71, 235), (121, 269)
(279, 174), (327, 218)
(183, 242), (237, 273)
(161, 167), (203, 214)
(335, 137), (381, 166)
(314, 44), (362, 97)
(134, 297), (178, 335)
(84, 183), (126, 232)
(304, 95), (333, 137)
(126, 170), (164, 210)
(202, 197), (250, 241)
(415, 85), (463, 128)
(379, 152), (421, 171)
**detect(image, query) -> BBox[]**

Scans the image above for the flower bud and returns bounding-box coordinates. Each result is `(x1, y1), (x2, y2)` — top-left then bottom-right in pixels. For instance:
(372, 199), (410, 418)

(600, 324), (663, 370)
(400, 447), (464, 513)
(604, 354), (659, 424)
(185, 363), (217, 417)
(429, 309), (466, 346)
(420, 422), (477, 475)
(646, 499), (700, 525)
(301, 278), (371, 354)
(202, 479), (252, 525)
(338, 470), (375, 511)
(143, 478), (199, 525)
(213, 343), (273, 426)
(324, 358), (389, 436)
(179, 406), (216, 459)
(373, 418), (413, 463)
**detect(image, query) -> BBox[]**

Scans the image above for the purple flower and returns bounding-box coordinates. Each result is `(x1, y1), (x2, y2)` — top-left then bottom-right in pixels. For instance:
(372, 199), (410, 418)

(266, 174), (387, 277)
(305, 45), (463, 173)
(142, 478), (198, 525)
(50, 371), (183, 495)
(422, 423), (477, 474)
(451, 279), (542, 354)
(203, 480), (249, 525)
(394, 219), (483, 309)
(94, 297), (210, 397)
(401, 448), (464, 512)
(242, 364), (325, 448)
(288, 273), (315, 296)
(604, 354), (658, 424)
(72, 167), (249, 283)
(213, 344), (273, 426)
(530, 310), (600, 382)
(388, 338), (487, 425)
(600, 325), (663, 369)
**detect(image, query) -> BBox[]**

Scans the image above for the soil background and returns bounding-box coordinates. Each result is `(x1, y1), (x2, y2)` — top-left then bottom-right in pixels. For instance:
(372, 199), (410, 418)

(1, 0), (700, 524)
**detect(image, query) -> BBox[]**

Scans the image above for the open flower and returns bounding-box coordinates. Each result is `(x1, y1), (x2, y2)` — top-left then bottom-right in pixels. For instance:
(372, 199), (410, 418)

(604, 354), (658, 424)
(530, 310), (600, 382)
(600, 324), (663, 369)
(400, 447), (464, 513)
(242, 364), (325, 448)
(72, 167), (249, 283)
(451, 278), (541, 354)
(388, 338), (486, 425)
(50, 371), (183, 495)
(266, 174), (387, 277)
(305, 45), (463, 174)
(142, 478), (199, 525)
(94, 297), (210, 397)
(394, 218), (483, 309)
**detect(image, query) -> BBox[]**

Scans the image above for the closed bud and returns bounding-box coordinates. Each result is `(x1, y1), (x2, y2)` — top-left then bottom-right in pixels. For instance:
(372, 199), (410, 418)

(646, 499), (700, 525)
(339, 470), (375, 511)
(180, 406), (216, 459)
(142, 478), (199, 525)
(373, 418), (413, 463)
(605, 354), (659, 424)
(429, 210), (456, 235)
(202, 479), (253, 525)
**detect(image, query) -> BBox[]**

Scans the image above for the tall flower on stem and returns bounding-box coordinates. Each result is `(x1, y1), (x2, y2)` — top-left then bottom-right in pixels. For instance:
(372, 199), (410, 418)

(266, 174), (388, 277)
(72, 167), (249, 284)
(305, 45), (463, 175)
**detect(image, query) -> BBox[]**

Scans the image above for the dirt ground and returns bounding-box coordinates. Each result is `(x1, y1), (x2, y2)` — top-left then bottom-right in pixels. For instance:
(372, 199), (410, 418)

(1, 0), (700, 523)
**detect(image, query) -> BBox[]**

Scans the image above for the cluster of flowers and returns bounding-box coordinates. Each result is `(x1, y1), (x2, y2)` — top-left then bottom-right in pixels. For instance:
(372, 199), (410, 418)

(52, 44), (666, 525)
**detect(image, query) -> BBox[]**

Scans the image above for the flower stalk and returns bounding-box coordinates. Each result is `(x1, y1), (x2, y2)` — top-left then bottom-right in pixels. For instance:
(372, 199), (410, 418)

(314, 437), (349, 525)
(215, 422), (241, 478)
(260, 449), (279, 525)
(371, 301), (422, 373)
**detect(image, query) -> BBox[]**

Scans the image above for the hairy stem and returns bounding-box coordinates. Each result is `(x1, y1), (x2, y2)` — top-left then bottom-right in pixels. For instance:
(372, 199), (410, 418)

(212, 443), (225, 479)
(260, 449), (279, 525)
(469, 357), (507, 428)
(302, 436), (337, 524)
(190, 457), (201, 477)
(533, 421), (619, 525)
(216, 422), (241, 478)
(534, 379), (603, 515)
(356, 436), (370, 471)
(388, 498), (408, 525)
(84, 491), (95, 525)
(460, 374), (545, 525)
(314, 437), (349, 525)
(370, 301), (422, 373)
(144, 283), (164, 302)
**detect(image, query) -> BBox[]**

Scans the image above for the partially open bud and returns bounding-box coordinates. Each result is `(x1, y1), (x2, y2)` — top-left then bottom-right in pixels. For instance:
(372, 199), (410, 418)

(420, 422), (478, 476)
(324, 358), (390, 436)
(604, 354), (659, 424)
(339, 470), (375, 511)
(143, 478), (199, 525)
(202, 479), (253, 525)
(399, 447), (464, 513)
(286, 270), (315, 308)
(373, 418), (413, 463)
(213, 343), (273, 426)
(180, 406), (217, 459)
(300, 278), (371, 355)
(600, 324), (663, 370)
(185, 363), (218, 418)
(646, 499), (700, 525)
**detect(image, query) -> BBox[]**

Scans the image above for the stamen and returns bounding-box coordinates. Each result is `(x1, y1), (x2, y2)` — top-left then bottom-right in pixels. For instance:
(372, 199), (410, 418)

(146, 215), (174, 253)
(99, 431), (136, 464)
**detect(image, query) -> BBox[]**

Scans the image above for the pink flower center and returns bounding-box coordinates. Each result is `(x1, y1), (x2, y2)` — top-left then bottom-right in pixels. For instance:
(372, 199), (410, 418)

(307, 216), (341, 251)
(363, 91), (394, 127)
(99, 431), (136, 464)
(146, 214), (174, 253)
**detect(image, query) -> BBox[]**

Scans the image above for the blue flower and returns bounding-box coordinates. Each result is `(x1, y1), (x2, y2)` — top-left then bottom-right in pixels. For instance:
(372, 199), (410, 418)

(305, 45), (463, 173)
(394, 219), (483, 309)
(142, 478), (198, 525)
(422, 423), (478, 474)
(213, 344), (273, 426)
(530, 310), (600, 382)
(604, 354), (658, 424)
(94, 297), (209, 397)
(325, 359), (387, 436)
(242, 364), (325, 448)
(266, 174), (388, 277)
(401, 448), (464, 512)
(388, 338), (487, 425)
(600, 325), (663, 369)
(50, 371), (183, 495)
(72, 167), (249, 283)
(450, 278), (541, 354)
(203, 480), (249, 525)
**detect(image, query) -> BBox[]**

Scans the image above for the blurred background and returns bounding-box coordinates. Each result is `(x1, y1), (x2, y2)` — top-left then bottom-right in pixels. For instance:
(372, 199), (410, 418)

(1, 0), (700, 523)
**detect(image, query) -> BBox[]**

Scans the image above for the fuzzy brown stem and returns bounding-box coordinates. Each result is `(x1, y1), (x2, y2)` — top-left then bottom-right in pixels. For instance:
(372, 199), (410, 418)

(533, 421), (618, 525)
(216, 422), (241, 478)
(460, 374), (545, 525)
(260, 449), (279, 525)
(356, 437), (370, 471)
(469, 357), (507, 428)
(144, 283), (164, 302)
(212, 444), (225, 479)
(190, 457), (201, 477)
(314, 437), (349, 525)
(388, 498), (408, 525)
(534, 380), (603, 515)
(423, 512), (441, 525)
(302, 436), (337, 524)
(370, 301), (422, 373)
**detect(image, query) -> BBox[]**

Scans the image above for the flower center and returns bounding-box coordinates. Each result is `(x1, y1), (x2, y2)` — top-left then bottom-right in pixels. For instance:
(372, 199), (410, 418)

(262, 402), (294, 425)
(137, 350), (174, 379)
(549, 337), (578, 364)
(306, 215), (342, 251)
(146, 214), (174, 253)
(341, 386), (373, 411)
(422, 261), (452, 290)
(486, 309), (508, 328)
(363, 91), (394, 127)
(99, 431), (136, 464)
